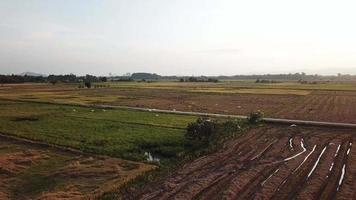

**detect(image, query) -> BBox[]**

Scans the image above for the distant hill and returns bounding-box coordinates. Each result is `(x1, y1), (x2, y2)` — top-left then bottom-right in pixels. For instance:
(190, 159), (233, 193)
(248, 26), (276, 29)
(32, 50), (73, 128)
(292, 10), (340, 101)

(19, 72), (46, 77)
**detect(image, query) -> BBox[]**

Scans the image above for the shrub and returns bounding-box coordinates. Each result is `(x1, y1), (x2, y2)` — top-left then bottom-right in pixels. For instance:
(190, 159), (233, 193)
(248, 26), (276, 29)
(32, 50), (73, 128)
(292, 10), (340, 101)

(185, 117), (246, 152)
(185, 117), (217, 142)
(248, 110), (264, 124)
(220, 118), (243, 137)
(84, 81), (92, 88)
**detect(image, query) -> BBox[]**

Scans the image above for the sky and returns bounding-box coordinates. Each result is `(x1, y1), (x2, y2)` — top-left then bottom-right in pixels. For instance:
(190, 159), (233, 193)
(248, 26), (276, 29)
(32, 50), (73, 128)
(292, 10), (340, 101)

(1, 0), (356, 76)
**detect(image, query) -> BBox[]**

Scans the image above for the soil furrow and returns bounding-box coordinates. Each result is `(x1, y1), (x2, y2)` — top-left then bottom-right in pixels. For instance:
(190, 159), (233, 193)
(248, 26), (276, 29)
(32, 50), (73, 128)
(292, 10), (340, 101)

(136, 126), (356, 200)
(317, 140), (351, 200)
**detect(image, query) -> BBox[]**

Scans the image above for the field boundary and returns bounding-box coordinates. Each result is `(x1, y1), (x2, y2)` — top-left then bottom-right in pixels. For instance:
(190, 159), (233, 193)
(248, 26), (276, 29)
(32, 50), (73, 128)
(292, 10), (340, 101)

(0, 131), (89, 156)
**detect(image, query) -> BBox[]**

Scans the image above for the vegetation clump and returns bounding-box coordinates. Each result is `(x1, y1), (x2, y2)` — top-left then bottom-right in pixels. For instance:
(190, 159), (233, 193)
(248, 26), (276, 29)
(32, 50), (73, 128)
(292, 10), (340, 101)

(248, 110), (264, 124)
(255, 79), (281, 83)
(11, 116), (40, 122)
(185, 117), (246, 152)
(84, 81), (92, 88)
(186, 118), (217, 142)
(298, 79), (318, 84)
(180, 77), (219, 83)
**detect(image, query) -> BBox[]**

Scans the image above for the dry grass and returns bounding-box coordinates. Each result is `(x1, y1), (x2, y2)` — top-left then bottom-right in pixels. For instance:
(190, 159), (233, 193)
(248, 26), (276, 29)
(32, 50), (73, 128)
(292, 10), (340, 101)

(1, 81), (356, 107)
(0, 139), (155, 199)
(189, 88), (310, 95)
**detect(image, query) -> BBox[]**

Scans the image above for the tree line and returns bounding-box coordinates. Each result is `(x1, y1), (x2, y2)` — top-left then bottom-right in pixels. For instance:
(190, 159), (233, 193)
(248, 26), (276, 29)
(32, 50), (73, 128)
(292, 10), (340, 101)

(0, 74), (107, 84)
(119, 72), (356, 82)
(2, 72), (356, 84)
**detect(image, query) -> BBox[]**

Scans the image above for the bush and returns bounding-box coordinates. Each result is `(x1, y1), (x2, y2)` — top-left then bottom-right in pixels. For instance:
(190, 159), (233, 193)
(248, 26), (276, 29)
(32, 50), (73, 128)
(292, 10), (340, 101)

(185, 117), (217, 142)
(248, 110), (264, 124)
(219, 118), (243, 137)
(84, 81), (92, 88)
(185, 117), (246, 151)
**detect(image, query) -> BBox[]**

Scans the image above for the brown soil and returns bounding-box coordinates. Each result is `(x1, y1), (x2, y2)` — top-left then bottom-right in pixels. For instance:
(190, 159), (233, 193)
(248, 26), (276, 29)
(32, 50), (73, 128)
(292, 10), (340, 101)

(89, 88), (356, 123)
(106, 88), (300, 117)
(134, 125), (355, 200)
(2, 84), (356, 123)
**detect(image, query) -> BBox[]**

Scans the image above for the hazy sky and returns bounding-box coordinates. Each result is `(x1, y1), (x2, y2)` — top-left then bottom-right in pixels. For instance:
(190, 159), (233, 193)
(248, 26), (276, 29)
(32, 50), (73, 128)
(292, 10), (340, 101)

(1, 0), (356, 76)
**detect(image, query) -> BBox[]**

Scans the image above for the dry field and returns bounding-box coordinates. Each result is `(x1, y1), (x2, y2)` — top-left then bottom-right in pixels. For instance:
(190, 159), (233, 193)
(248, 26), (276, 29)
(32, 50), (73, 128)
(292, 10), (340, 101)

(135, 125), (355, 200)
(1, 82), (356, 199)
(1, 82), (356, 123)
(0, 137), (155, 200)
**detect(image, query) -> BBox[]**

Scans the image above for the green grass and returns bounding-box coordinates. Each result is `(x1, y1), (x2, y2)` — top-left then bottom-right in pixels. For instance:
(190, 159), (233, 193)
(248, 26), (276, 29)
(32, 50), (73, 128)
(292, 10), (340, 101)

(0, 98), (250, 199)
(0, 100), (197, 162)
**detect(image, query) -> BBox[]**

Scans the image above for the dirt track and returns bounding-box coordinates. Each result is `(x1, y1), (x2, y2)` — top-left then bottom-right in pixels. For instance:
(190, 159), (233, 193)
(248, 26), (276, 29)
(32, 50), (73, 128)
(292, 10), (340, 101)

(135, 125), (355, 200)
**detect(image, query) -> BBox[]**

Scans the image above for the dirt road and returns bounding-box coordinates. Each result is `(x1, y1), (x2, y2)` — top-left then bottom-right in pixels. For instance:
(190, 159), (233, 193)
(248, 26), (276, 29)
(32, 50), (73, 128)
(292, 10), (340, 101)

(135, 125), (355, 200)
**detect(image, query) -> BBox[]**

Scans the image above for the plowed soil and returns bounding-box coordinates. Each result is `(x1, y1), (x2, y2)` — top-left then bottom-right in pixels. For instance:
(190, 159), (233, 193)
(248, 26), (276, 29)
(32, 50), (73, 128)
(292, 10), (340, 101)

(135, 125), (355, 200)
(0, 83), (356, 123)
(109, 89), (356, 123)
(0, 138), (155, 200)
(2, 84), (356, 123)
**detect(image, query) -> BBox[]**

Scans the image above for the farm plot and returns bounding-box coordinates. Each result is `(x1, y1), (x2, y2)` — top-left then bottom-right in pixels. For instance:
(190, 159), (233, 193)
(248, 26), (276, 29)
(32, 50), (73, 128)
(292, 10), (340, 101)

(135, 125), (355, 200)
(2, 83), (356, 123)
(276, 90), (356, 123)
(0, 100), (196, 162)
(97, 87), (301, 116)
(98, 88), (356, 123)
(0, 137), (155, 200)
